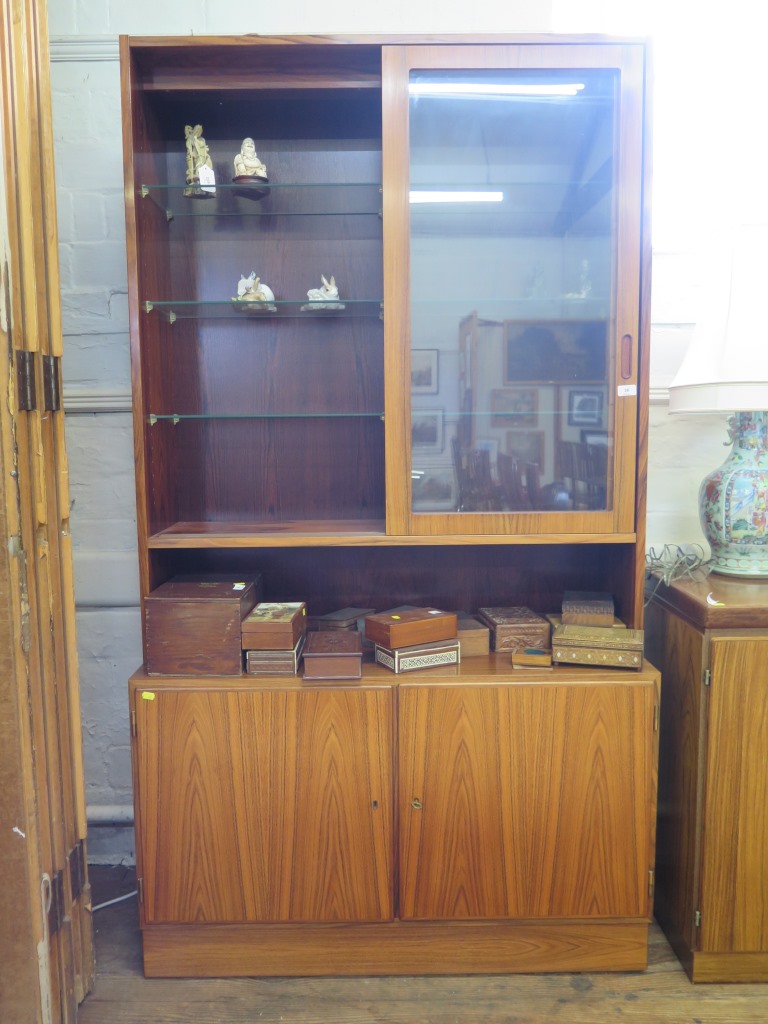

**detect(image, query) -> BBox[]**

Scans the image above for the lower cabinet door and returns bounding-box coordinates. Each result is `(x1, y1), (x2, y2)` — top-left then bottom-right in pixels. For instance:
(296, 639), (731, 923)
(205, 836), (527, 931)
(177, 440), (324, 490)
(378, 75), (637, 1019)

(699, 637), (768, 954)
(398, 682), (655, 920)
(134, 685), (393, 924)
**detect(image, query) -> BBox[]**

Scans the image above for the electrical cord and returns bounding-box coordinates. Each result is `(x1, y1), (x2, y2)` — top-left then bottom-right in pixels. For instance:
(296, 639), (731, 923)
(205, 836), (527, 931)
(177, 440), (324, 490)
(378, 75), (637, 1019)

(645, 544), (711, 606)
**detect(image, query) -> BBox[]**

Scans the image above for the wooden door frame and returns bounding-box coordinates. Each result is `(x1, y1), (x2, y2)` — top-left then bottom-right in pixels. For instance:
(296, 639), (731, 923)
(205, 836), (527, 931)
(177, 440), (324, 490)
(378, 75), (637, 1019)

(0, 0), (94, 1020)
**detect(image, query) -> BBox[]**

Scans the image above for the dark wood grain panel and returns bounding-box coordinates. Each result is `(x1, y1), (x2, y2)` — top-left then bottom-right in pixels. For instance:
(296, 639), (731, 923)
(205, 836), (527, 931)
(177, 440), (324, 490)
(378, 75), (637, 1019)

(645, 601), (704, 954)
(151, 542), (644, 621)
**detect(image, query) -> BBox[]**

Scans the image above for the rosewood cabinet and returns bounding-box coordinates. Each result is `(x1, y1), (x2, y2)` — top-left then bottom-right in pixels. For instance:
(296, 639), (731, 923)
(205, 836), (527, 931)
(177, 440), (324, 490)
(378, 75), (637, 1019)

(646, 576), (768, 982)
(121, 34), (656, 977)
(130, 662), (659, 976)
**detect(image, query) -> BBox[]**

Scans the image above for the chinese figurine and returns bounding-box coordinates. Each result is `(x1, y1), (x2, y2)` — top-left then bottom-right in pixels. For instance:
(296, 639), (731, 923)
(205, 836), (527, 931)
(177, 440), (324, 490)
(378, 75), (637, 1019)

(233, 137), (268, 180)
(184, 124), (215, 198)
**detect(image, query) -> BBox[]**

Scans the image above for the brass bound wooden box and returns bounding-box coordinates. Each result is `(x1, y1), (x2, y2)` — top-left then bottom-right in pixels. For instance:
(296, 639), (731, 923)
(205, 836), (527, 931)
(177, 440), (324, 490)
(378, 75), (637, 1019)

(241, 602), (307, 651)
(145, 574), (262, 676)
(364, 607), (458, 649)
(552, 624), (644, 669)
(477, 606), (550, 652)
(302, 630), (363, 681)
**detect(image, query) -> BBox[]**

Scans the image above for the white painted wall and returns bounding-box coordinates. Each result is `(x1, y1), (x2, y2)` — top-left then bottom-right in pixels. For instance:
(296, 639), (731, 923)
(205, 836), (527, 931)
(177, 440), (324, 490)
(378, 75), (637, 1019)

(48, 0), (730, 862)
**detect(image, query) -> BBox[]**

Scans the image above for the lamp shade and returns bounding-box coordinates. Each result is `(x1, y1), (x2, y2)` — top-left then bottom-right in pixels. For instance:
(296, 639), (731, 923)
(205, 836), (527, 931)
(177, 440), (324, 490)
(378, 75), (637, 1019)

(669, 223), (768, 413)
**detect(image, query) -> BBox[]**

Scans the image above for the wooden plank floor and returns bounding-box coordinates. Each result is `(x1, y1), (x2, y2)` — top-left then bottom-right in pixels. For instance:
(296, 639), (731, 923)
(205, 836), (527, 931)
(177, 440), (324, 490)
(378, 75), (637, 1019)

(78, 866), (768, 1023)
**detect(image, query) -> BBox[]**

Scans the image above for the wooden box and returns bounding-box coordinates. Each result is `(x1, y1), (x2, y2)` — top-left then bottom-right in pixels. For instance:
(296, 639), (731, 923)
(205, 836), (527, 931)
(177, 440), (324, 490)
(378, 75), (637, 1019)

(307, 606), (375, 632)
(241, 602), (307, 650)
(456, 613), (490, 657)
(374, 638), (461, 674)
(477, 607), (550, 652)
(552, 624), (644, 669)
(145, 574), (262, 676)
(364, 607), (457, 649)
(547, 612), (626, 630)
(561, 591), (615, 627)
(302, 630), (363, 681)
(245, 634), (306, 676)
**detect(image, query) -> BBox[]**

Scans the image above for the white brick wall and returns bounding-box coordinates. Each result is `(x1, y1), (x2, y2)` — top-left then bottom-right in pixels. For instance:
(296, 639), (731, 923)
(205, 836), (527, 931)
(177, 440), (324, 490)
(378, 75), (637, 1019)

(48, 1), (724, 861)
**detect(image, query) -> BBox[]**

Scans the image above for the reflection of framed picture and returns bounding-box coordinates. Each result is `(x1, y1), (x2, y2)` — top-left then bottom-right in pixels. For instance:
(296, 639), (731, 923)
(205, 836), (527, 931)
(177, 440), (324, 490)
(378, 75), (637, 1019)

(412, 462), (456, 511)
(411, 349), (439, 394)
(568, 390), (603, 427)
(490, 388), (538, 427)
(505, 430), (545, 472)
(505, 320), (607, 383)
(580, 429), (608, 446)
(411, 409), (444, 451)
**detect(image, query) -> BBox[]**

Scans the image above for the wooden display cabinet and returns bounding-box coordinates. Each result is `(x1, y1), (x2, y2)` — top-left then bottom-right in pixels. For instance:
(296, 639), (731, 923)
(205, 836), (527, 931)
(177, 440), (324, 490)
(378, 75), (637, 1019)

(121, 34), (656, 976)
(646, 575), (768, 982)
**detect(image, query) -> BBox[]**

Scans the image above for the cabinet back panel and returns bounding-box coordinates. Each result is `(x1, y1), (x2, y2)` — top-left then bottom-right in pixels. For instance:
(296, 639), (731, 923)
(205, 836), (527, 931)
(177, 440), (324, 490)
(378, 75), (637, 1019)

(154, 544), (637, 619)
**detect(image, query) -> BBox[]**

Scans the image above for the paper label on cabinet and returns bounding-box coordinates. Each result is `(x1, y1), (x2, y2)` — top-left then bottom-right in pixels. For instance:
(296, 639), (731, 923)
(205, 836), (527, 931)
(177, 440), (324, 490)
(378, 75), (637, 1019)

(617, 384), (637, 396)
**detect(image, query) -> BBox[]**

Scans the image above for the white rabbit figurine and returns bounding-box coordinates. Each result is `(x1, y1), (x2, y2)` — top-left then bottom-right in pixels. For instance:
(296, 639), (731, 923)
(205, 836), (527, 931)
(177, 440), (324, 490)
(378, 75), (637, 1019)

(302, 273), (345, 311)
(233, 271), (276, 311)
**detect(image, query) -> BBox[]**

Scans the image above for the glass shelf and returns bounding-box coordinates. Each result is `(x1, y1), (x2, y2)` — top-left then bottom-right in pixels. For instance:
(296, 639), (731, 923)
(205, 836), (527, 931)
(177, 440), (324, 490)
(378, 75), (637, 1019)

(143, 299), (383, 321)
(140, 181), (383, 219)
(147, 412), (384, 424)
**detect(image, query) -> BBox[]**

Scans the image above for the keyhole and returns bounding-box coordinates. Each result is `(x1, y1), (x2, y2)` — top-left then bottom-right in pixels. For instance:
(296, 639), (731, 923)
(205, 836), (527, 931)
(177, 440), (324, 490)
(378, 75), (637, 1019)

(411, 798), (423, 810)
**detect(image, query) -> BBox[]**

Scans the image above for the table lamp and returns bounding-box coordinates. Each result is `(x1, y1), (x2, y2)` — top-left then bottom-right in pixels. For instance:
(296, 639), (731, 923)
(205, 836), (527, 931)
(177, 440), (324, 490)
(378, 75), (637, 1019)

(668, 223), (768, 576)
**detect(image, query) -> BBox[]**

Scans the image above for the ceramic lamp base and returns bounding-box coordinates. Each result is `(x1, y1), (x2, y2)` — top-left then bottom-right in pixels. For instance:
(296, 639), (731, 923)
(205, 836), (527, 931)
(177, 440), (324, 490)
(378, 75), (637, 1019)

(699, 412), (768, 577)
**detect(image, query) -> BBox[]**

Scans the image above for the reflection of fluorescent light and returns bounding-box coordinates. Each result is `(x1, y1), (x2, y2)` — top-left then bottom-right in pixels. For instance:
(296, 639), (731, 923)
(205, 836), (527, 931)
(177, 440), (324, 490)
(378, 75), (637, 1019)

(409, 190), (504, 204)
(408, 82), (585, 96)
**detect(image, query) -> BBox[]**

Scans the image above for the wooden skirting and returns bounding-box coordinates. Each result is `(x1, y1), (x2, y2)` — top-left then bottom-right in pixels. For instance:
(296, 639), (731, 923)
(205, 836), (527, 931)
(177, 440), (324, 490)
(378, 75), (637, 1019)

(691, 952), (768, 985)
(142, 919), (649, 977)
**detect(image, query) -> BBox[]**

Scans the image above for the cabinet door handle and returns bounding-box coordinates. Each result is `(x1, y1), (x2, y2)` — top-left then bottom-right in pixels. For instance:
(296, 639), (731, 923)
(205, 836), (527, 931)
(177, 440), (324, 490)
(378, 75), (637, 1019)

(411, 798), (423, 810)
(621, 334), (633, 379)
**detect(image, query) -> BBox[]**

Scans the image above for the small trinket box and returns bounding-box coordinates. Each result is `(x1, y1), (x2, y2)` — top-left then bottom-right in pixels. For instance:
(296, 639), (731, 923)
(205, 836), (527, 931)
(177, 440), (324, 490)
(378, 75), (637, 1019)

(374, 638), (461, 674)
(364, 607), (458, 649)
(552, 624), (644, 669)
(477, 607), (550, 652)
(302, 630), (363, 681)
(241, 602), (307, 651)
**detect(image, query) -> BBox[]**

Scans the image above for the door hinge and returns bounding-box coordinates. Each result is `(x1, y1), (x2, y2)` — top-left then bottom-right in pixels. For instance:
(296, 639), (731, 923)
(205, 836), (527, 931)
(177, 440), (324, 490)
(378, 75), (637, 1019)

(653, 703), (660, 732)
(648, 868), (655, 898)
(703, 668), (711, 687)
(42, 354), (61, 412)
(16, 350), (36, 411)
(48, 869), (65, 936)
(137, 877), (144, 904)
(68, 839), (86, 901)
(694, 909), (702, 928)
(130, 709), (137, 737)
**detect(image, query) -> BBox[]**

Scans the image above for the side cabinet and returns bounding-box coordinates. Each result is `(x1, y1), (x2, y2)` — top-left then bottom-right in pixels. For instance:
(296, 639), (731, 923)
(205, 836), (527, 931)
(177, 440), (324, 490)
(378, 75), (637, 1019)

(646, 576), (768, 982)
